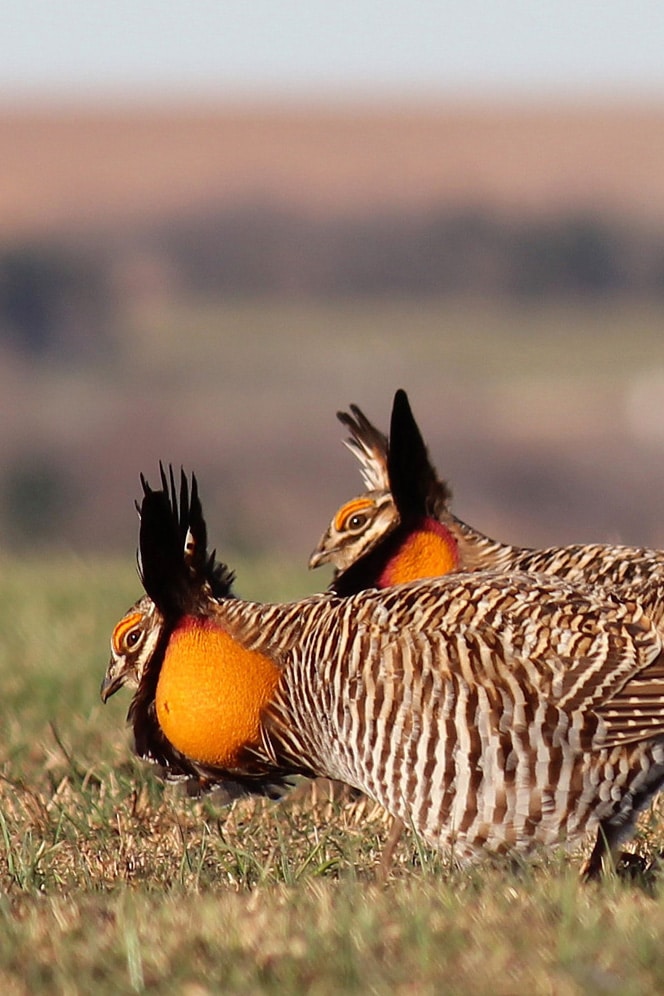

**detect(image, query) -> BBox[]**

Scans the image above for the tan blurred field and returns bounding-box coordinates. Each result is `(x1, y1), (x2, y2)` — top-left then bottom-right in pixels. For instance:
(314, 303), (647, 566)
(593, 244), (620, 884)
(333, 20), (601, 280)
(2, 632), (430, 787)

(3, 99), (664, 238)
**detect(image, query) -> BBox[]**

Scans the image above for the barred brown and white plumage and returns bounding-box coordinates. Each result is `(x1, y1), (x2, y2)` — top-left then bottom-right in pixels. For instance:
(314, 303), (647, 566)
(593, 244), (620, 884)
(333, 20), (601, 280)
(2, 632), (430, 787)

(102, 466), (664, 877)
(310, 389), (664, 607)
(310, 390), (664, 866)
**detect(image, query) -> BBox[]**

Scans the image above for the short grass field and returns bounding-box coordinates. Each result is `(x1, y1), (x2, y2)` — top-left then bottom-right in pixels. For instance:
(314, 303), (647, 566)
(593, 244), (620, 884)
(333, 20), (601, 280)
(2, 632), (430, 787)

(1, 557), (664, 993)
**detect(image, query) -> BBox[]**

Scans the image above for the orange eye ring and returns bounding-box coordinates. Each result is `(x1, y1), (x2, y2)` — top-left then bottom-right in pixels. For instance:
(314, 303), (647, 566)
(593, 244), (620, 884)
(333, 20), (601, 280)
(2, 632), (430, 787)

(112, 611), (144, 654)
(334, 497), (375, 532)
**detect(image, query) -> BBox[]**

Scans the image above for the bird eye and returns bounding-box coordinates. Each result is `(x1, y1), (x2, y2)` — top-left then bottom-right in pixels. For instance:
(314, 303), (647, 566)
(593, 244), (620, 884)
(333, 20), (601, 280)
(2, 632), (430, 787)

(348, 513), (367, 530)
(125, 628), (142, 650)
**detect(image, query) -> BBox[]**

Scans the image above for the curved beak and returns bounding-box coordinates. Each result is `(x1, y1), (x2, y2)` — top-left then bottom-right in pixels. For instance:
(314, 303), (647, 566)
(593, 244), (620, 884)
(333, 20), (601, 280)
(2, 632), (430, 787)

(308, 543), (331, 570)
(100, 664), (124, 703)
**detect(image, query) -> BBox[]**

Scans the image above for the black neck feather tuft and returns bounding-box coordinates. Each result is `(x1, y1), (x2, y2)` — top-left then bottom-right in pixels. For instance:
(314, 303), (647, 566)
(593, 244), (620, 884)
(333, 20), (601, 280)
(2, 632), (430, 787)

(138, 463), (234, 617)
(388, 389), (452, 520)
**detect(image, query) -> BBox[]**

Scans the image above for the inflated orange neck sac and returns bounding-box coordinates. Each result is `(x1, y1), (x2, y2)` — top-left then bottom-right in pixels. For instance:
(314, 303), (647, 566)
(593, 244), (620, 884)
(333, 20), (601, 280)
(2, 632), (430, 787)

(378, 517), (459, 587)
(155, 615), (281, 768)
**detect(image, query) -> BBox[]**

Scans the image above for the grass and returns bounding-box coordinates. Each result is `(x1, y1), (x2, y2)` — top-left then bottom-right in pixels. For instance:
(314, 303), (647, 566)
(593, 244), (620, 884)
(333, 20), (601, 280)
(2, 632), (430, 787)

(2, 556), (664, 992)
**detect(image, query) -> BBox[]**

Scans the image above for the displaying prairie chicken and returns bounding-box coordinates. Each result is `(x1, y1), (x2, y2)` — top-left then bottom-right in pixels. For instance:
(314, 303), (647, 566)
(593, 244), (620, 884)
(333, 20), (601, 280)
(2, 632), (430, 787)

(310, 390), (664, 868)
(103, 464), (664, 878)
(310, 389), (664, 606)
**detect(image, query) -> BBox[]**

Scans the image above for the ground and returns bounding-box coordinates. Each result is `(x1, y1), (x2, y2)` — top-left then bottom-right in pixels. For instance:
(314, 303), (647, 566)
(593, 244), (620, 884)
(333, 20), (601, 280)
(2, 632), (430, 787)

(1, 558), (664, 993)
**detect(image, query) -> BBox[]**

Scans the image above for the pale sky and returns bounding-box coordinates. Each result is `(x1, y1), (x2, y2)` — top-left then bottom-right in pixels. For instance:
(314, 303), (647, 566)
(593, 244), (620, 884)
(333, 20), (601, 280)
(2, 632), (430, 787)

(2, 0), (664, 102)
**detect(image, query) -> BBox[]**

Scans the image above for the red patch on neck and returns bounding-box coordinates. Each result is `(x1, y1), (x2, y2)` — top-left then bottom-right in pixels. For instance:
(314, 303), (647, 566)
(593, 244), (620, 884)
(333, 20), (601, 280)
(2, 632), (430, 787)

(378, 518), (459, 587)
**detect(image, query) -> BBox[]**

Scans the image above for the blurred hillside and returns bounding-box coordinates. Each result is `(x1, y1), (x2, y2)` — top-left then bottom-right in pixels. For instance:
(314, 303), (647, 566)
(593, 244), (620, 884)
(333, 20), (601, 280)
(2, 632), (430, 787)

(2, 100), (664, 569)
(4, 102), (664, 234)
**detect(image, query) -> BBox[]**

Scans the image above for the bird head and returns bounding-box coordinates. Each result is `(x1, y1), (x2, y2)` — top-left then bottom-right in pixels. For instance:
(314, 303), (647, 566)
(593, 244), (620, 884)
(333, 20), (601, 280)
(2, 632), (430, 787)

(311, 390), (458, 594)
(101, 595), (164, 703)
(308, 490), (399, 571)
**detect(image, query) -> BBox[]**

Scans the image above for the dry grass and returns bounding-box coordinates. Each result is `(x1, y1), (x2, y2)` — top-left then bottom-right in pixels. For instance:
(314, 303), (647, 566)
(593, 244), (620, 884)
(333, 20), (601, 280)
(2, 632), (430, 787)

(2, 557), (664, 993)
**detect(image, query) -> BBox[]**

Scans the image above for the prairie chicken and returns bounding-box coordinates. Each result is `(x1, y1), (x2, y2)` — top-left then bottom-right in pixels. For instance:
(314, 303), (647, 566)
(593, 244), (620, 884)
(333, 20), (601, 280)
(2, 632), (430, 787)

(103, 473), (357, 807)
(103, 464), (664, 878)
(102, 472), (287, 800)
(311, 390), (664, 868)
(310, 389), (664, 605)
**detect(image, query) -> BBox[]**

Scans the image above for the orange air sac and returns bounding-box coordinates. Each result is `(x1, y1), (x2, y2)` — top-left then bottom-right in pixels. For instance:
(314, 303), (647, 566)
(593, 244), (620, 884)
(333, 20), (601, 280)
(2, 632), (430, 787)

(378, 521), (459, 587)
(156, 616), (281, 767)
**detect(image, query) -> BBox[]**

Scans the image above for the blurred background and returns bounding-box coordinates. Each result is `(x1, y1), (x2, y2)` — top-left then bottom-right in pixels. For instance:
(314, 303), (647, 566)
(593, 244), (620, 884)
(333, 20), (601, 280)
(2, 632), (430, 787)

(3, 1), (664, 588)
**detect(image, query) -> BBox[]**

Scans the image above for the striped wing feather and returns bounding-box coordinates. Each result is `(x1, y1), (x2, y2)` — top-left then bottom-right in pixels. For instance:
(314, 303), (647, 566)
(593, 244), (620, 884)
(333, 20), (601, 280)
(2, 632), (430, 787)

(401, 585), (664, 749)
(597, 654), (664, 747)
(225, 573), (664, 762)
